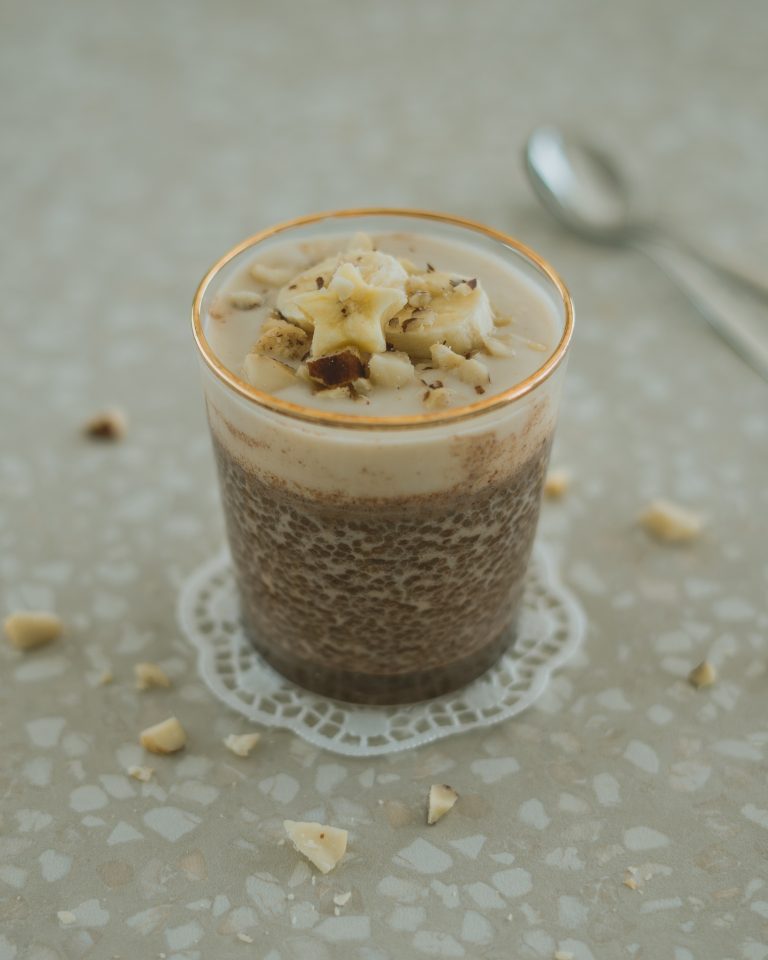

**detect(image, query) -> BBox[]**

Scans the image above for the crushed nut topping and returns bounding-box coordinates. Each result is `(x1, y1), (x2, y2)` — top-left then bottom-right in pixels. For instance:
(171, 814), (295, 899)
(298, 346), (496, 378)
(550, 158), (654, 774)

(128, 765), (154, 782)
(283, 820), (348, 874)
(688, 660), (716, 689)
(223, 732), (261, 757)
(250, 263), (294, 286)
(640, 500), (703, 543)
(307, 350), (366, 387)
(229, 290), (264, 310)
(139, 716), (187, 755)
(134, 662), (171, 690)
(427, 783), (459, 824)
(83, 409), (127, 441)
(243, 354), (297, 393)
(4, 612), (62, 651)
(544, 469), (570, 499)
(252, 319), (310, 363)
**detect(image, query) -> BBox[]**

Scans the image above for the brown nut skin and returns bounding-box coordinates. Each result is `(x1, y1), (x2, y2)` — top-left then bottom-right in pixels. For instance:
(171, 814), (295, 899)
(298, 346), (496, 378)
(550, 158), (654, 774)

(307, 350), (366, 387)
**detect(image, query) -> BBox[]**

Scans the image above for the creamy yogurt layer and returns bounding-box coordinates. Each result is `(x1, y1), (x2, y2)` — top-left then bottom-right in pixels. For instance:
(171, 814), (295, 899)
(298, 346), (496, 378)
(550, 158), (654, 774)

(206, 232), (559, 416)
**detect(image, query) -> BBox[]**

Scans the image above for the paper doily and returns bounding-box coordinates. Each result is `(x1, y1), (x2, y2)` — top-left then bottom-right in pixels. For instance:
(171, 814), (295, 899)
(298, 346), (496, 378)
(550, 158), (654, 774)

(178, 543), (585, 757)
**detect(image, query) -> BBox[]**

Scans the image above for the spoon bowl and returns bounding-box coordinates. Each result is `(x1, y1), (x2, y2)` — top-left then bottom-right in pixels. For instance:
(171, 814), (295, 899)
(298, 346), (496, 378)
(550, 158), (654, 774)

(524, 126), (636, 243)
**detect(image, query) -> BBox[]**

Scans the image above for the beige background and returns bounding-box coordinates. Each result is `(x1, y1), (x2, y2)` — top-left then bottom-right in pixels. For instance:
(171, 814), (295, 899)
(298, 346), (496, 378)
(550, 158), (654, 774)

(1, 1), (767, 957)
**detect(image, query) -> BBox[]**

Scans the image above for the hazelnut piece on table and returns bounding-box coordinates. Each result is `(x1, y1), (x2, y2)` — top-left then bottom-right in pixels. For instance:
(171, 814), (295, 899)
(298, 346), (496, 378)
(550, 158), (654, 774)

(139, 717), (187, 755)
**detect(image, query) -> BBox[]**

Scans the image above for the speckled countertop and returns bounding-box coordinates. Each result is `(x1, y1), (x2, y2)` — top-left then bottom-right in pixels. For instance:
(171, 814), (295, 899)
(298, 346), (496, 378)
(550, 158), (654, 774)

(2, 2), (767, 958)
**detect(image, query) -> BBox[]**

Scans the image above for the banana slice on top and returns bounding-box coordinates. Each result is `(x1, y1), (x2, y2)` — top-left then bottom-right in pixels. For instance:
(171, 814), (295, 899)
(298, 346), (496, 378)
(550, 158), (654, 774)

(385, 271), (495, 358)
(277, 251), (409, 329)
(291, 262), (406, 357)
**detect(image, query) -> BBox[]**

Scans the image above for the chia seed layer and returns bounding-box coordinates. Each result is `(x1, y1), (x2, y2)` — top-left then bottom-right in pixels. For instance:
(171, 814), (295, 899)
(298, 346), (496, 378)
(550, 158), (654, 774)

(211, 430), (553, 704)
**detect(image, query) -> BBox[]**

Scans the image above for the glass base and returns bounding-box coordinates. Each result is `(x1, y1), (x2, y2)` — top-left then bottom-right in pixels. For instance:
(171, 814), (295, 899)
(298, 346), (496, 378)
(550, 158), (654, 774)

(242, 615), (516, 705)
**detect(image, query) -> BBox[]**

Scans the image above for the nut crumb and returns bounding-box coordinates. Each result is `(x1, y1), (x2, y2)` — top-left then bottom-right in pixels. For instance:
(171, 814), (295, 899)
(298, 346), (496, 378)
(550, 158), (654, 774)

(333, 891), (352, 907)
(84, 409), (127, 441)
(243, 353), (298, 393)
(249, 263), (294, 287)
(139, 716), (187, 755)
(4, 611), (62, 651)
(253, 319), (310, 363)
(134, 662), (171, 690)
(228, 290), (264, 311)
(283, 820), (348, 874)
(57, 910), (76, 925)
(427, 783), (458, 824)
(544, 469), (570, 499)
(688, 660), (716, 689)
(640, 499), (703, 543)
(236, 933), (254, 943)
(423, 386), (451, 410)
(128, 765), (154, 782)
(348, 231), (374, 252)
(482, 334), (516, 358)
(98, 670), (114, 685)
(554, 952), (574, 960)
(223, 733), (261, 757)
(622, 873), (640, 891)
(307, 350), (365, 387)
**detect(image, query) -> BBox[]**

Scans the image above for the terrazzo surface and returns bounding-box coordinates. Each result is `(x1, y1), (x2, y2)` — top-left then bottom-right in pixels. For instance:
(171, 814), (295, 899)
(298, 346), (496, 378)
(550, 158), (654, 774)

(1, 1), (767, 957)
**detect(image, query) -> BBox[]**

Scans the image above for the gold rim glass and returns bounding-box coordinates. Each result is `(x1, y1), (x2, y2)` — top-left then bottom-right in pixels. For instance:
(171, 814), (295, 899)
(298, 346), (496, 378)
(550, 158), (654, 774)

(192, 208), (574, 430)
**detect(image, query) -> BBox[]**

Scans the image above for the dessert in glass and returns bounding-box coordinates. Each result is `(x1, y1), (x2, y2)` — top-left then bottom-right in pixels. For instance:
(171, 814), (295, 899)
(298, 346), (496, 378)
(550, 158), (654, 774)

(192, 210), (573, 704)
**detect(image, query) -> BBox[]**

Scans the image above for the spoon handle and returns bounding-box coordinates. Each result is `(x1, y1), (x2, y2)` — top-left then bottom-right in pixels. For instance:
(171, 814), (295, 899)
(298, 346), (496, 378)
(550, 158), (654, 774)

(633, 236), (768, 383)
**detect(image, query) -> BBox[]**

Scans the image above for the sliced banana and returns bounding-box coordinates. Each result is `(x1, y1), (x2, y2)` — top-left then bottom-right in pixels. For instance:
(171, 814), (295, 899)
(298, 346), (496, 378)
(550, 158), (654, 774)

(386, 271), (494, 358)
(276, 251), (408, 328)
(243, 354), (297, 393)
(290, 262), (406, 357)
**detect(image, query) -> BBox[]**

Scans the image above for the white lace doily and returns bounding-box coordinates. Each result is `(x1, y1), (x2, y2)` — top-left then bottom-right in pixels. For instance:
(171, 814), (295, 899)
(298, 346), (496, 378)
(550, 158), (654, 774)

(177, 543), (585, 757)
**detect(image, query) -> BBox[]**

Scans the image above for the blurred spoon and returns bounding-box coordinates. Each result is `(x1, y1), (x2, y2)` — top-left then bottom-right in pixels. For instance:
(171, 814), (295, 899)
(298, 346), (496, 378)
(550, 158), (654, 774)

(524, 125), (768, 382)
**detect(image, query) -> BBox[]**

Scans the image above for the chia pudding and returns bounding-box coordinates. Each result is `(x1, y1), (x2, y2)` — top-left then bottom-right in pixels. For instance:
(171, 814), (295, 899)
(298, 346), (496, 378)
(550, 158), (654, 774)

(193, 212), (573, 704)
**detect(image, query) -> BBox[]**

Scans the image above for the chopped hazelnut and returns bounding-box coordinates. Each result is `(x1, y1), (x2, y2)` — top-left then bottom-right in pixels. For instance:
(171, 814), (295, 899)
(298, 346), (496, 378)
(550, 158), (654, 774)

(57, 910), (77, 926)
(283, 820), (348, 874)
(640, 500), (703, 543)
(544, 469), (571, 499)
(423, 386), (451, 410)
(139, 716), (187, 755)
(307, 350), (365, 387)
(228, 290), (264, 311)
(83, 409), (127, 441)
(348, 231), (374, 252)
(482, 334), (516, 358)
(223, 732), (261, 757)
(4, 611), (62, 651)
(314, 385), (355, 400)
(430, 343), (464, 372)
(128, 765), (154, 782)
(688, 660), (716, 689)
(427, 783), (458, 824)
(249, 263), (294, 287)
(457, 357), (490, 387)
(243, 354), (297, 393)
(252, 319), (310, 363)
(134, 662), (171, 690)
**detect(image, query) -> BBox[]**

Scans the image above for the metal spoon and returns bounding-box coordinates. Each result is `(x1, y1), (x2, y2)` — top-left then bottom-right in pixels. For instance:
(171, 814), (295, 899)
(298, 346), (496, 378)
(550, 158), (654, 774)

(524, 125), (768, 382)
